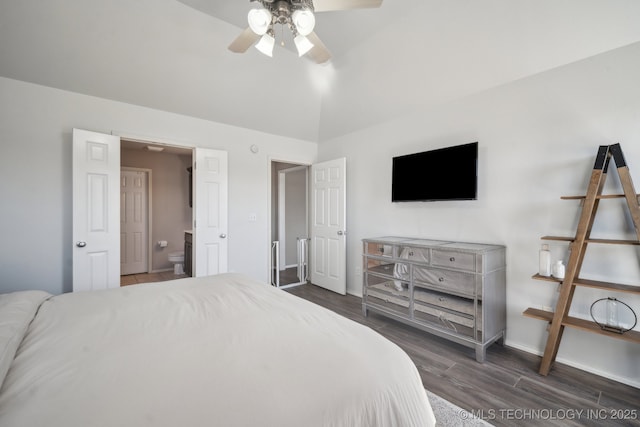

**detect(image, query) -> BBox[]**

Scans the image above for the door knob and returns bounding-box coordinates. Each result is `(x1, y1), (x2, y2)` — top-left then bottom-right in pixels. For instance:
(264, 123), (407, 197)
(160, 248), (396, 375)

(76, 241), (87, 248)
(337, 230), (346, 236)
(219, 233), (227, 239)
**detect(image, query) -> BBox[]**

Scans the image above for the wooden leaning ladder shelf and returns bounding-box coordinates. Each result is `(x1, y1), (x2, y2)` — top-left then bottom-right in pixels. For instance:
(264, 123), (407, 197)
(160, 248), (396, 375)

(523, 143), (640, 376)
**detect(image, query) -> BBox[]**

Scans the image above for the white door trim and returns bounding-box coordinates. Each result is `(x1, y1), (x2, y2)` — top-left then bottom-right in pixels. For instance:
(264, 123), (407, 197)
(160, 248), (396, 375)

(278, 170), (286, 268)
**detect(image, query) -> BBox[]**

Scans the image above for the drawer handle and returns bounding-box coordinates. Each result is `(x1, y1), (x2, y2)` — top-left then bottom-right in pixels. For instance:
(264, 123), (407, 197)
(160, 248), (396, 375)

(449, 257), (455, 262)
(409, 251), (414, 257)
(438, 297), (446, 302)
(438, 277), (445, 282)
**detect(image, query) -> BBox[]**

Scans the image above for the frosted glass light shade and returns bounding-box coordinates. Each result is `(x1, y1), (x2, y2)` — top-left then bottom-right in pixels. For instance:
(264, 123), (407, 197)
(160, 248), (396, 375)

(292, 9), (315, 36)
(248, 8), (272, 35)
(294, 34), (314, 56)
(255, 33), (275, 57)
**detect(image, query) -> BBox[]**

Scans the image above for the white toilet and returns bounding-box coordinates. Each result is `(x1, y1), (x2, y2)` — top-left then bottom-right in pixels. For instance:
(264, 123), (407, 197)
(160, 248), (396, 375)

(168, 251), (185, 275)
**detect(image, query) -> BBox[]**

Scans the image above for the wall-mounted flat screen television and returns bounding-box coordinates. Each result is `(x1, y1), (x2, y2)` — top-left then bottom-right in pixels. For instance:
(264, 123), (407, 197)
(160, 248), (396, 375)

(392, 142), (478, 202)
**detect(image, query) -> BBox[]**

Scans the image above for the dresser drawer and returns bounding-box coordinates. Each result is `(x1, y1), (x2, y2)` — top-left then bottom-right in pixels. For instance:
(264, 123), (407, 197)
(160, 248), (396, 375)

(413, 287), (476, 316)
(365, 272), (409, 292)
(413, 302), (476, 336)
(431, 249), (476, 271)
(414, 266), (479, 296)
(398, 246), (430, 263)
(364, 258), (397, 278)
(366, 279), (410, 316)
(365, 242), (396, 258)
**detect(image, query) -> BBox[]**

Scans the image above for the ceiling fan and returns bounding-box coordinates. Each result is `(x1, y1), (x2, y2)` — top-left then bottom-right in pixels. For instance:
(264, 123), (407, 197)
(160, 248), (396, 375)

(229, 0), (383, 64)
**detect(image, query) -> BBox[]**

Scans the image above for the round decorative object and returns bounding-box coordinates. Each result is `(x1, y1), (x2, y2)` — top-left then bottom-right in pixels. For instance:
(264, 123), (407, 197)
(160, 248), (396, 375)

(589, 297), (637, 334)
(250, 144), (259, 153)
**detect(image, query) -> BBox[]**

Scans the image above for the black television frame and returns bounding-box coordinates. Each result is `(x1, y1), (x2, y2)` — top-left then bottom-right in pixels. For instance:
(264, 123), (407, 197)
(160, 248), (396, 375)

(391, 142), (478, 202)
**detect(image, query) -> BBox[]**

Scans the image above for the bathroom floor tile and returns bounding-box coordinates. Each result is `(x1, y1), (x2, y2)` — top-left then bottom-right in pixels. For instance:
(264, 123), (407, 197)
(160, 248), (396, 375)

(120, 271), (187, 286)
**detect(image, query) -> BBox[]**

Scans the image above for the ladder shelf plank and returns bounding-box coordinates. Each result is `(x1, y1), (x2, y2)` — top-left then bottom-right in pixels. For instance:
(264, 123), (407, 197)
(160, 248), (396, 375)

(561, 194), (640, 200)
(541, 236), (640, 245)
(523, 307), (640, 344)
(531, 274), (640, 294)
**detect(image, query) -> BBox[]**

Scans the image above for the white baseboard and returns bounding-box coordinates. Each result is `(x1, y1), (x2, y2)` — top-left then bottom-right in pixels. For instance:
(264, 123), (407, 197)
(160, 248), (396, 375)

(505, 341), (640, 389)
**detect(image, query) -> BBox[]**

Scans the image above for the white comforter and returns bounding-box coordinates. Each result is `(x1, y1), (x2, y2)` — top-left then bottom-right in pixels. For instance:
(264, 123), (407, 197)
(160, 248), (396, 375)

(0, 273), (435, 427)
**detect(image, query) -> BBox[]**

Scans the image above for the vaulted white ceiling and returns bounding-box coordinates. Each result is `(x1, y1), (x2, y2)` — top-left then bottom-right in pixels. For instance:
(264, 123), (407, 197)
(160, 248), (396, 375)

(1, 0), (639, 142)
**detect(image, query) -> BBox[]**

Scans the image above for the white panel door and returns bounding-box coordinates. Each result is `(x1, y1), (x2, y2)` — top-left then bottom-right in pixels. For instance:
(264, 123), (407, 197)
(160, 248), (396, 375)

(194, 148), (228, 276)
(310, 158), (346, 295)
(120, 169), (148, 276)
(72, 129), (120, 292)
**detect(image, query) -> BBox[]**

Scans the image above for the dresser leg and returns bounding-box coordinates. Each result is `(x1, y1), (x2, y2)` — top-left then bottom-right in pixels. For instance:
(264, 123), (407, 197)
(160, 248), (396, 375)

(497, 332), (505, 346)
(475, 346), (486, 363)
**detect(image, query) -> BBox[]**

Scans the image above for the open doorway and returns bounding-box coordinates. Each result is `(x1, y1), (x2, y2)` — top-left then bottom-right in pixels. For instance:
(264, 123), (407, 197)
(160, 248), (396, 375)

(72, 129), (229, 291)
(271, 161), (309, 288)
(120, 140), (193, 286)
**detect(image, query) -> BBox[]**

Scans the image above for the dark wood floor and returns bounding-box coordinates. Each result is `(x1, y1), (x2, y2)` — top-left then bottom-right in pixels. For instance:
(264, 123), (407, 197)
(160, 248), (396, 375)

(286, 283), (640, 427)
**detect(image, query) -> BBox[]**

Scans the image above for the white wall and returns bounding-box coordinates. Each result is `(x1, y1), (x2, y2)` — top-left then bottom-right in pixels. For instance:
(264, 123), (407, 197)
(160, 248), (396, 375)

(318, 42), (640, 387)
(0, 76), (317, 295)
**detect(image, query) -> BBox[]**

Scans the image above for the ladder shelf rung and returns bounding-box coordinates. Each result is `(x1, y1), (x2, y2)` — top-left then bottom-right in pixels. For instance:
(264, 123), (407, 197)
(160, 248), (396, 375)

(541, 236), (640, 245)
(523, 308), (640, 344)
(531, 274), (640, 294)
(561, 194), (640, 200)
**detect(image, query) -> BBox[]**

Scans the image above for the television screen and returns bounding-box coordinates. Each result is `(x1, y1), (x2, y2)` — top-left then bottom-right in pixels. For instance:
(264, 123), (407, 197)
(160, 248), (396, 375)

(392, 142), (477, 202)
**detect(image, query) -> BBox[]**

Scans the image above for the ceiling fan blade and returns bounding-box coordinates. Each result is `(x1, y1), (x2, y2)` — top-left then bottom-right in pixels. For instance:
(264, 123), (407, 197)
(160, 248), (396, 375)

(228, 27), (260, 53)
(313, 0), (382, 12)
(306, 32), (332, 64)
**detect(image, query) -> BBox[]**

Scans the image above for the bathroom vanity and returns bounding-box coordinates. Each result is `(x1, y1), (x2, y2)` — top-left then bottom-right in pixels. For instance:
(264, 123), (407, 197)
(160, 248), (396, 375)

(184, 231), (193, 277)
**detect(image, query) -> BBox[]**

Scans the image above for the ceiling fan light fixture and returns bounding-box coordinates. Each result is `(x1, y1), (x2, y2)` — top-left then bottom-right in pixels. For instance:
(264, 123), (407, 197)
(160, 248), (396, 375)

(291, 9), (315, 36)
(247, 8), (272, 35)
(255, 32), (275, 57)
(294, 34), (314, 56)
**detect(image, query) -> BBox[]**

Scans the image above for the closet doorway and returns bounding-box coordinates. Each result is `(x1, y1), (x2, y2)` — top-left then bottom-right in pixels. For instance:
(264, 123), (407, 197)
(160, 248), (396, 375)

(271, 161), (309, 289)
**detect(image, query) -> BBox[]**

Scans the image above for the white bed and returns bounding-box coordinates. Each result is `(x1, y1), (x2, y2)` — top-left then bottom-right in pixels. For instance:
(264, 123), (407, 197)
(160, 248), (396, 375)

(0, 273), (435, 426)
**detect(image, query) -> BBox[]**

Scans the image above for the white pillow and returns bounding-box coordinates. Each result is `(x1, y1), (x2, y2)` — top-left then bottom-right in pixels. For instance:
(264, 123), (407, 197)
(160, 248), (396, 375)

(0, 290), (51, 388)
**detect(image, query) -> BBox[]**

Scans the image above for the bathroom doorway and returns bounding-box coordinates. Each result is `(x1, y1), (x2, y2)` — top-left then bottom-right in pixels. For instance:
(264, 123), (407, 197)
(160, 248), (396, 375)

(271, 161), (309, 288)
(120, 140), (193, 285)
(72, 129), (229, 290)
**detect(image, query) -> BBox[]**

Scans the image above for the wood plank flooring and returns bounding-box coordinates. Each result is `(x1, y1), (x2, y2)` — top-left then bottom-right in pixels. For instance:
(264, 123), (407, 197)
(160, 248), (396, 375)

(286, 283), (640, 427)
